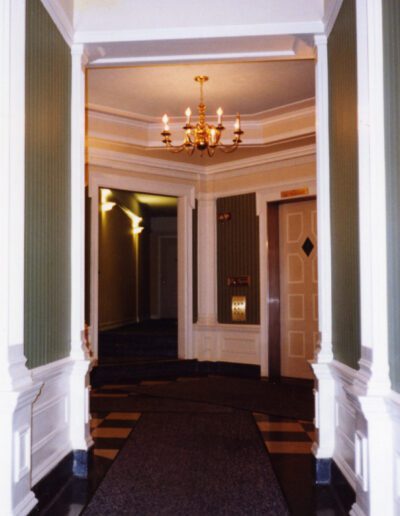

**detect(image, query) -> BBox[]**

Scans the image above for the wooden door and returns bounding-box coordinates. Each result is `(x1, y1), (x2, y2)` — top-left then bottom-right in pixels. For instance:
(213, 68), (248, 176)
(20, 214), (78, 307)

(279, 199), (318, 379)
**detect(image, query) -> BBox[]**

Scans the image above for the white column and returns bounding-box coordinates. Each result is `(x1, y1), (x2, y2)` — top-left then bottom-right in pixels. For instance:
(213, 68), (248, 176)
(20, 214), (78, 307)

(69, 44), (93, 452)
(311, 35), (335, 461)
(350, 1), (393, 514)
(0, 1), (41, 513)
(177, 194), (194, 359)
(196, 195), (217, 325)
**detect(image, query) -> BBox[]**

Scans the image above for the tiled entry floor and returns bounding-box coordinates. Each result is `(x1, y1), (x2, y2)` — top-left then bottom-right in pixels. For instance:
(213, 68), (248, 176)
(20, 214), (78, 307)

(33, 379), (354, 515)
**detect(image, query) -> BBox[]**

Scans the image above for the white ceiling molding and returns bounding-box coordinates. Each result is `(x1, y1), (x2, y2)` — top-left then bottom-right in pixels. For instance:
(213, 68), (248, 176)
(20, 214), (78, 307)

(75, 21), (324, 45)
(88, 143), (315, 179)
(89, 49), (297, 67)
(206, 144), (315, 177)
(323, 0), (344, 37)
(88, 146), (203, 178)
(87, 100), (315, 149)
(41, 0), (74, 46)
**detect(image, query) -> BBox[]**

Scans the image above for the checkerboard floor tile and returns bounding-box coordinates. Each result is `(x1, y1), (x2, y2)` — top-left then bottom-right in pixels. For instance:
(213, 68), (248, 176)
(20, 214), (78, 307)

(89, 408), (142, 463)
(253, 412), (315, 455)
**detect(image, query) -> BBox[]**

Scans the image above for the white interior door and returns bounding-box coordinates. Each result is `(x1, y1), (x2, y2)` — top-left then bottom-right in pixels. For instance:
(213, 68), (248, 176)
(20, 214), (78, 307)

(279, 199), (318, 379)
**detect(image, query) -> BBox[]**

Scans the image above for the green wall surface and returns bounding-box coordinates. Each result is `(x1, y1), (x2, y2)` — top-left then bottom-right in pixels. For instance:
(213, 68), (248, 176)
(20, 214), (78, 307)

(25, 0), (72, 368)
(217, 193), (260, 324)
(383, 0), (400, 393)
(328, 0), (361, 369)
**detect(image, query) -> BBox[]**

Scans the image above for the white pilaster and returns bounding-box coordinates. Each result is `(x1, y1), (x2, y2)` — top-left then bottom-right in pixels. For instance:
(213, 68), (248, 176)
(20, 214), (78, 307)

(350, 1), (393, 514)
(0, 1), (42, 513)
(310, 35), (335, 460)
(69, 44), (92, 451)
(196, 196), (217, 326)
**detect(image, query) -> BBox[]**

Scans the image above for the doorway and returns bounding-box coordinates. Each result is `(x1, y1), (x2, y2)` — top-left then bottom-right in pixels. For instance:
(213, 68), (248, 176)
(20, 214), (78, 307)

(268, 198), (318, 379)
(96, 188), (179, 362)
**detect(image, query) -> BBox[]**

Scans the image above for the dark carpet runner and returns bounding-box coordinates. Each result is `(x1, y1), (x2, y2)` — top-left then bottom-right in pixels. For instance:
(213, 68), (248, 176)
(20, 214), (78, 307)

(83, 411), (289, 515)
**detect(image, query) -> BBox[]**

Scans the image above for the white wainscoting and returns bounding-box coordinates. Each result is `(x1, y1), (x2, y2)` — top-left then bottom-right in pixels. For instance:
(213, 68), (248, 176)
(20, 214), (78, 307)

(31, 358), (74, 486)
(193, 324), (260, 365)
(330, 360), (358, 490)
(390, 392), (400, 516)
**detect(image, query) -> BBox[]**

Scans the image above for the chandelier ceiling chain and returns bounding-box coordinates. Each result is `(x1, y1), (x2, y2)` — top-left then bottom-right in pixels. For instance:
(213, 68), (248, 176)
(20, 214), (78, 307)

(161, 76), (243, 157)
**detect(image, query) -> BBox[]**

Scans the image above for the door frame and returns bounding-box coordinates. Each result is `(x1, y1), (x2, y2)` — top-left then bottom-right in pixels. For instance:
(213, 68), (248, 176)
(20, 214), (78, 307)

(272, 196), (317, 378)
(256, 178), (316, 376)
(89, 169), (195, 360)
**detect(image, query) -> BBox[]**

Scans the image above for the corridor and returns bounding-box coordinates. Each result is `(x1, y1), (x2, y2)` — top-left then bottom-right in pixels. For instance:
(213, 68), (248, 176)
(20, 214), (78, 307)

(33, 375), (353, 515)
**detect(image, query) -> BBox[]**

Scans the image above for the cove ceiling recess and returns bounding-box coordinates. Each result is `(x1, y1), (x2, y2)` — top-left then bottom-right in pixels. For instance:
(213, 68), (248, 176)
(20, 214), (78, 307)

(80, 0), (330, 163)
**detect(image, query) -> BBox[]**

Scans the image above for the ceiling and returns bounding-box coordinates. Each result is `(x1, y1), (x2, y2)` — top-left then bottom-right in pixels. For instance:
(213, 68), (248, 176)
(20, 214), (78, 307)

(87, 60), (315, 119)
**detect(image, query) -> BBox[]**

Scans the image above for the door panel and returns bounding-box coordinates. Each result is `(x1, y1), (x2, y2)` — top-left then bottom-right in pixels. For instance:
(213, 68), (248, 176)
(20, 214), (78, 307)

(279, 199), (318, 379)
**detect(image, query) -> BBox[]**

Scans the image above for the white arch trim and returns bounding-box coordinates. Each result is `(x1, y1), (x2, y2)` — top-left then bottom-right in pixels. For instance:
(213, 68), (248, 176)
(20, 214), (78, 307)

(88, 169), (195, 360)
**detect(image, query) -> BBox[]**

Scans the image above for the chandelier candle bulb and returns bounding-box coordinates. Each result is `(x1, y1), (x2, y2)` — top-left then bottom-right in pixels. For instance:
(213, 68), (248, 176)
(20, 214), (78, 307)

(217, 107), (223, 125)
(185, 107), (192, 125)
(234, 115), (241, 131)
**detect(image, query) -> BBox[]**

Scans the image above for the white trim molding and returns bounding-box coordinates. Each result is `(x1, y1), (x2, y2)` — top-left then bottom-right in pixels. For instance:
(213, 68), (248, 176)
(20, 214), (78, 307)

(89, 170), (195, 360)
(41, 0), (74, 47)
(310, 35), (335, 465)
(70, 44), (92, 452)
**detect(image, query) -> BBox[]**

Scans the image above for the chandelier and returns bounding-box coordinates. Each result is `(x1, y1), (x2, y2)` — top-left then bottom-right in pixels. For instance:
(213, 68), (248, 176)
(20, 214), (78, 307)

(161, 75), (243, 157)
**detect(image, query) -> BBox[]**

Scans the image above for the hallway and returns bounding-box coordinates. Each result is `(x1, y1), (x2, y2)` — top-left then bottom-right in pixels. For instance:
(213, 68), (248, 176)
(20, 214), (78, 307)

(33, 375), (353, 515)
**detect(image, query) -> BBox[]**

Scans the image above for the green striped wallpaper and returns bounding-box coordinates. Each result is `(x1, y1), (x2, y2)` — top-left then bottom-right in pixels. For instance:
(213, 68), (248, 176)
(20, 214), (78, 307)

(383, 0), (400, 392)
(25, 0), (72, 368)
(328, 0), (361, 369)
(217, 193), (260, 324)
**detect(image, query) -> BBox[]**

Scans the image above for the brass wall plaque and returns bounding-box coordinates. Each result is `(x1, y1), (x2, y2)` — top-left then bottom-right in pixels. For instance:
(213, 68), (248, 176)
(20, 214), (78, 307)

(280, 187), (309, 199)
(231, 296), (247, 322)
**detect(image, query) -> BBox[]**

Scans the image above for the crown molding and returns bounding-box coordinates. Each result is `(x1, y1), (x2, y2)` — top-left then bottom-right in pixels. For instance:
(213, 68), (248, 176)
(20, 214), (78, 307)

(88, 142), (315, 180)
(90, 49), (297, 67)
(323, 0), (343, 37)
(41, 0), (74, 46)
(87, 98), (315, 126)
(88, 146), (203, 178)
(75, 21), (324, 45)
(206, 144), (315, 177)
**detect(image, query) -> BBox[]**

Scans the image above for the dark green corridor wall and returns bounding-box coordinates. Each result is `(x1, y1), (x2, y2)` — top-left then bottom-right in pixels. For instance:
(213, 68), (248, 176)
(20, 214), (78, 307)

(217, 193), (260, 324)
(25, 0), (71, 368)
(328, 0), (361, 369)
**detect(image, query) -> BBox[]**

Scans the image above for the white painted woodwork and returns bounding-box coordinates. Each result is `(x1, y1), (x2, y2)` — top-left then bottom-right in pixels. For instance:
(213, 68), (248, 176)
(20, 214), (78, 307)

(279, 199), (317, 379)
(89, 170), (195, 360)
(310, 35), (336, 464)
(194, 324), (261, 365)
(196, 197), (218, 326)
(69, 44), (92, 452)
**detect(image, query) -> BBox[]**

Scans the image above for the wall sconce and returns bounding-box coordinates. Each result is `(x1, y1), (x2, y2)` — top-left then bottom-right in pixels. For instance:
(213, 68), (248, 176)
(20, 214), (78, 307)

(120, 206), (144, 235)
(100, 188), (144, 235)
(100, 188), (116, 212)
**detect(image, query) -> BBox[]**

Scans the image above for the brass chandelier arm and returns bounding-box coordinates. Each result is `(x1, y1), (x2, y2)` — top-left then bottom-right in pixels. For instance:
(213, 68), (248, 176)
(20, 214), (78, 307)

(161, 75), (243, 156)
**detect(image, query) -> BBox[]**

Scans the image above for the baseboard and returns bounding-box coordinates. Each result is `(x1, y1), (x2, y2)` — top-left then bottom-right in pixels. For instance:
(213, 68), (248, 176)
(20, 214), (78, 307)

(31, 452), (74, 513)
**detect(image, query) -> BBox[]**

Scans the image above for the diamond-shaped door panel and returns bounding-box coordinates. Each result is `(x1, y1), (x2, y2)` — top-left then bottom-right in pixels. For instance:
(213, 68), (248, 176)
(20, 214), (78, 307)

(301, 237), (314, 257)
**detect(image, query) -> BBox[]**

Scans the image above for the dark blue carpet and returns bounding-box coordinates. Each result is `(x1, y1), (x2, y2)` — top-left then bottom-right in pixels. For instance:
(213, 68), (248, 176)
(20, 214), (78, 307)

(83, 412), (289, 515)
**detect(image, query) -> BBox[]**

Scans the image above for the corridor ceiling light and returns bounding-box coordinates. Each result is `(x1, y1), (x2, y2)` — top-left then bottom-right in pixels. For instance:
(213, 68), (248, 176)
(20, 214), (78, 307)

(161, 76), (243, 157)
(100, 188), (116, 212)
(120, 206), (144, 235)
